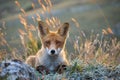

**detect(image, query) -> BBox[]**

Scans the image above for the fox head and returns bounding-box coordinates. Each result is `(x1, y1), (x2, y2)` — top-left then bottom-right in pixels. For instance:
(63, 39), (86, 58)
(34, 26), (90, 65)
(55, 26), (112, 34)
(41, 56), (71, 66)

(38, 21), (69, 56)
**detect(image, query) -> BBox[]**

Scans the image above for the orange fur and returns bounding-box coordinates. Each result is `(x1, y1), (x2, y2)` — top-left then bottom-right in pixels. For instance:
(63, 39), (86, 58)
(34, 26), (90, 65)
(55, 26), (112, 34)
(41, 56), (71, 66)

(26, 21), (69, 72)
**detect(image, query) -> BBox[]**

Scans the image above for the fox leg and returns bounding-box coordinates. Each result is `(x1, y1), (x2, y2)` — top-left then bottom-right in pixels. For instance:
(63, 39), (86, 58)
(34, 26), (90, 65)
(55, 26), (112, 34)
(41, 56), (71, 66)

(36, 65), (50, 74)
(55, 61), (69, 74)
(55, 64), (67, 74)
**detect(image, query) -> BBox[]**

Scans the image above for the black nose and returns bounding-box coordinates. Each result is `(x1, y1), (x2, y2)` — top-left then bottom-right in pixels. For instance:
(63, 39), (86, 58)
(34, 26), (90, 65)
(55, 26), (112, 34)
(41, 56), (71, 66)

(51, 50), (55, 54)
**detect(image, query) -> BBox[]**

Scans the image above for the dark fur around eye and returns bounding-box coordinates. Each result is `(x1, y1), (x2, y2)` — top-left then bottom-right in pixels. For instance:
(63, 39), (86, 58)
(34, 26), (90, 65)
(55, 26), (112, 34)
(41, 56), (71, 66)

(56, 41), (62, 45)
(45, 41), (50, 45)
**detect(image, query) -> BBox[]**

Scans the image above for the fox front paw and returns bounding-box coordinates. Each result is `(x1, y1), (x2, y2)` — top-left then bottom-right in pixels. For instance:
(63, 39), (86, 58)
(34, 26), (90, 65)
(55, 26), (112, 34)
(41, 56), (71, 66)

(56, 64), (67, 74)
(36, 65), (50, 74)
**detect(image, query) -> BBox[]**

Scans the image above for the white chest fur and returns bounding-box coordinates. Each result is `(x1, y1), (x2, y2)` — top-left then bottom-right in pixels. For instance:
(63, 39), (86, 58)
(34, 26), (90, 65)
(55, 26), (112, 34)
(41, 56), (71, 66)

(39, 54), (64, 71)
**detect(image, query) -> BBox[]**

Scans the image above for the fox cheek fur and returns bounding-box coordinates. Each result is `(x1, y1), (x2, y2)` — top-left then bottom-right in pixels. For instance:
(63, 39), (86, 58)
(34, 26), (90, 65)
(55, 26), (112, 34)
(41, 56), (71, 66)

(26, 21), (69, 73)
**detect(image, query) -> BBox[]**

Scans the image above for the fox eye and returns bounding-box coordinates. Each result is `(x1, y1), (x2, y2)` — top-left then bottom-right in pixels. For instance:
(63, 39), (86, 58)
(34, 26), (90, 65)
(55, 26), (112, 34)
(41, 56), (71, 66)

(56, 41), (61, 45)
(45, 41), (50, 45)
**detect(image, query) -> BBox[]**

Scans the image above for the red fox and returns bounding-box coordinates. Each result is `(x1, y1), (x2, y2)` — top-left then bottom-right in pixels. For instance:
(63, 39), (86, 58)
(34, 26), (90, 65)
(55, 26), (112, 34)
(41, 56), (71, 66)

(26, 21), (69, 73)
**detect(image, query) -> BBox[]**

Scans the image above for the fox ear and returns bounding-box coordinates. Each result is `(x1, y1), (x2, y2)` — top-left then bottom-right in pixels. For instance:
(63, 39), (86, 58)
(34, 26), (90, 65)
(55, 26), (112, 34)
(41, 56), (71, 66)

(38, 21), (49, 37)
(57, 22), (69, 37)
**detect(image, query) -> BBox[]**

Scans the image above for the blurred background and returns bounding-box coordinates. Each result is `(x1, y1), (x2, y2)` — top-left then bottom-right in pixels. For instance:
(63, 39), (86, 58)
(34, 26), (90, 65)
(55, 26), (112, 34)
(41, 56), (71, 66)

(0, 0), (120, 58)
